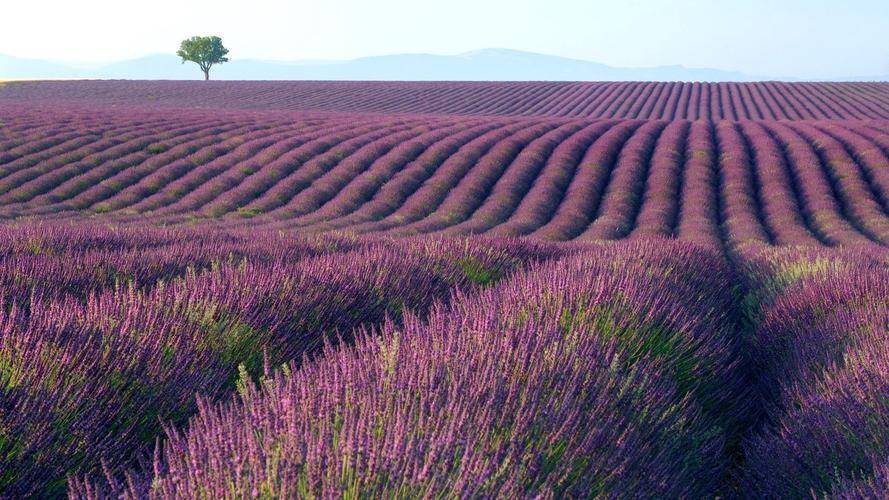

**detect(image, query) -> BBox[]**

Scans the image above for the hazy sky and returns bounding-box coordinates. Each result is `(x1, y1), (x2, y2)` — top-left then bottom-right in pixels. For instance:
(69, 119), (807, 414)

(2, 0), (887, 78)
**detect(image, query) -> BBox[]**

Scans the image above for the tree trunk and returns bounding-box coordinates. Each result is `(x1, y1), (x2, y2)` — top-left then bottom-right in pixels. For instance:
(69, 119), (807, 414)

(203, 69), (209, 81)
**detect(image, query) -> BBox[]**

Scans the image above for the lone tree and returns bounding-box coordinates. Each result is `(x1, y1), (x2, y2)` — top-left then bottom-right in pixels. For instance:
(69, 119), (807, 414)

(177, 36), (229, 80)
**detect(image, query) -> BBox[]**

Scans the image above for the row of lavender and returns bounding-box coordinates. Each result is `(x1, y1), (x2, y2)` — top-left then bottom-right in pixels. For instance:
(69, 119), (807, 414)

(3, 80), (889, 120)
(0, 223), (564, 497)
(737, 244), (889, 497)
(2, 106), (889, 248)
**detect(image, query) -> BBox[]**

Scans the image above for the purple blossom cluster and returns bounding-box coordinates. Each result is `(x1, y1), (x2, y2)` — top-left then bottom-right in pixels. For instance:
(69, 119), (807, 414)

(76, 238), (738, 498)
(0, 223), (561, 496)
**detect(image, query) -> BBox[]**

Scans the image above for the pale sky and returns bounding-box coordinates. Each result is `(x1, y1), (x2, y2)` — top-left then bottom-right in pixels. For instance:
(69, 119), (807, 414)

(1, 0), (887, 78)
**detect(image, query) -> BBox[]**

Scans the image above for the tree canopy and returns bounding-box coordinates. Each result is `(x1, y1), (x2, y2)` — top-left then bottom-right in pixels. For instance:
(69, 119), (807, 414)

(177, 36), (229, 80)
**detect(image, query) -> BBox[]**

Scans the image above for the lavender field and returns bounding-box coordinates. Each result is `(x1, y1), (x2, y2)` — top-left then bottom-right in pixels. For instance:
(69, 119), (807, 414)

(4, 80), (889, 119)
(0, 81), (888, 498)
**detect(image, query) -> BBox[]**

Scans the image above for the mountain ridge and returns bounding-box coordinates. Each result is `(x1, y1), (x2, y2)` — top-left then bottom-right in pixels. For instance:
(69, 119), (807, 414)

(0, 48), (771, 81)
(2, 48), (886, 82)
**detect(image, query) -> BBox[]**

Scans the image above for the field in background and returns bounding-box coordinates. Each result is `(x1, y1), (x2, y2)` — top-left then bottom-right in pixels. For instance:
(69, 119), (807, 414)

(0, 81), (887, 498)
(3, 80), (889, 119)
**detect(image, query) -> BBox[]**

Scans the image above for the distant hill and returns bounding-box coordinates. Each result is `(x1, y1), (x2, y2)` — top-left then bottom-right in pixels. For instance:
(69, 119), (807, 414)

(3, 48), (885, 82)
(0, 54), (75, 78)
(1, 48), (773, 81)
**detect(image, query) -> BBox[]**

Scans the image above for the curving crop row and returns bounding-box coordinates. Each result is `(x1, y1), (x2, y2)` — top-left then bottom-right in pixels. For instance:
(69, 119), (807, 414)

(303, 120), (515, 231)
(413, 121), (585, 235)
(793, 122), (889, 243)
(713, 121), (772, 248)
(578, 120), (666, 241)
(531, 120), (643, 240)
(489, 120), (618, 236)
(758, 122), (874, 247)
(737, 121), (822, 246)
(284, 120), (497, 228)
(344, 120), (551, 234)
(129, 123), (348, 214)
(674, 121), (722, 248)
(256, 122), (427, 219)
(261, 125), (446, 220)
(629, 120), (688, 238)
